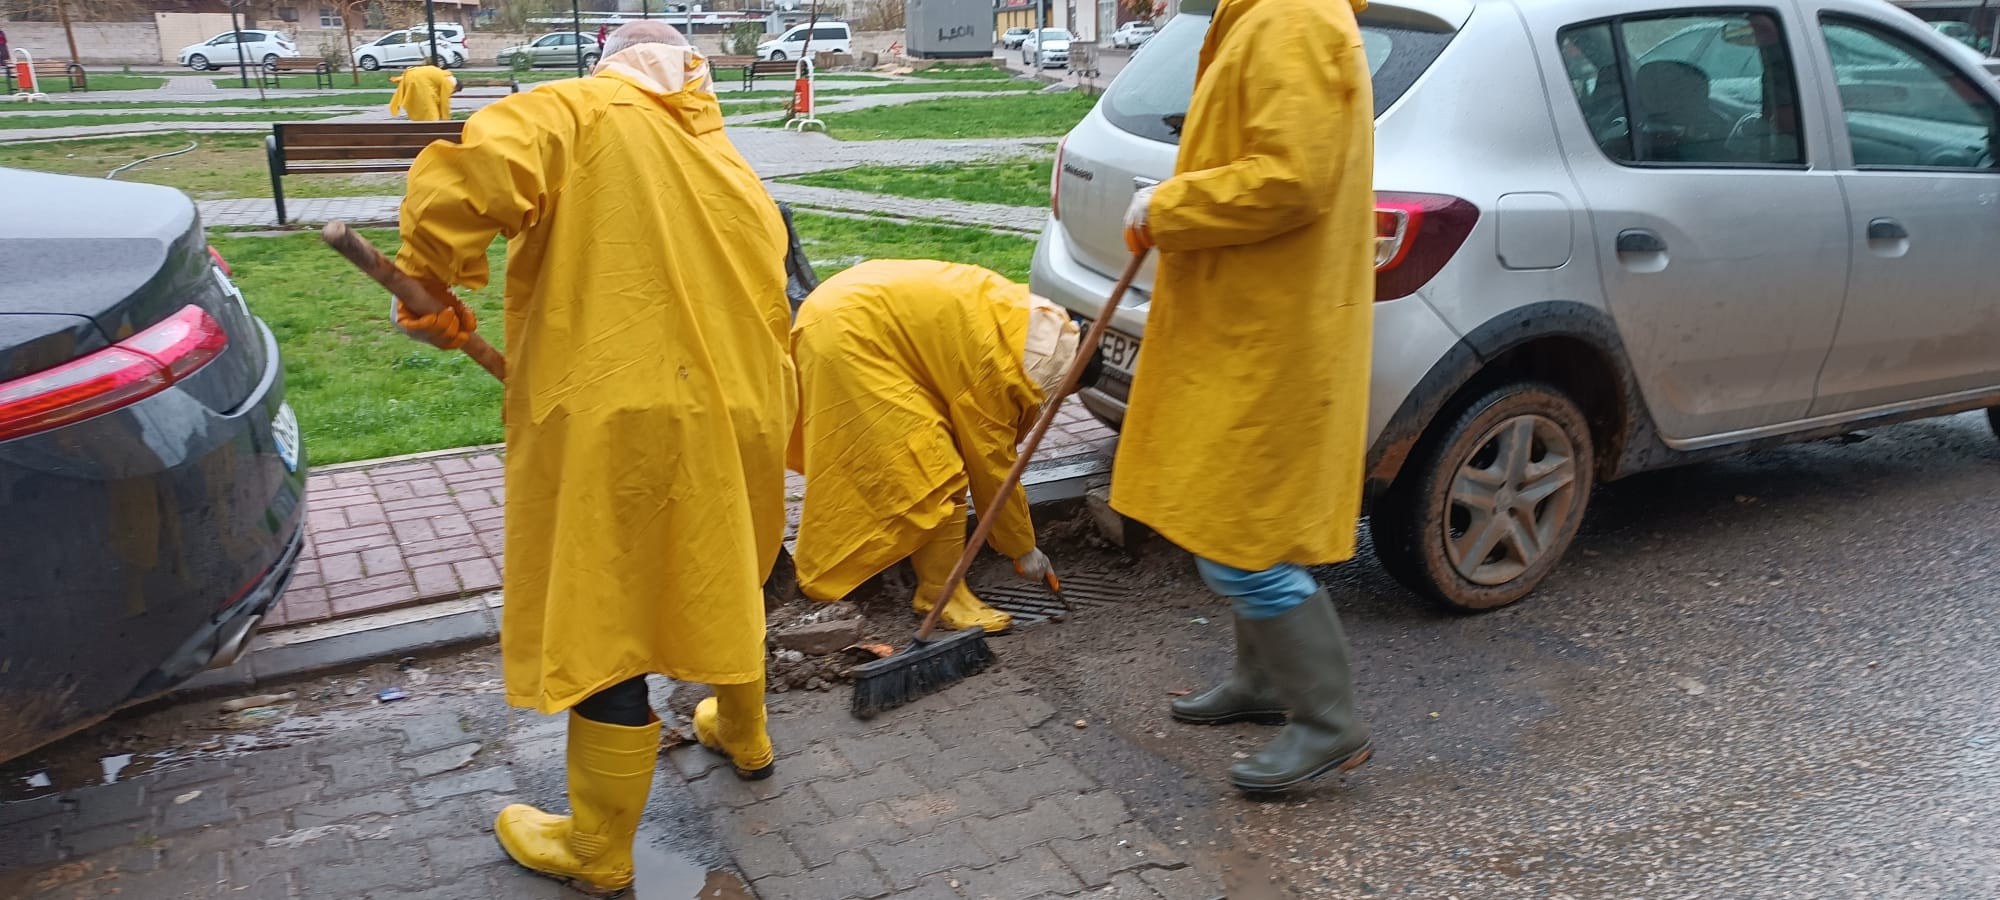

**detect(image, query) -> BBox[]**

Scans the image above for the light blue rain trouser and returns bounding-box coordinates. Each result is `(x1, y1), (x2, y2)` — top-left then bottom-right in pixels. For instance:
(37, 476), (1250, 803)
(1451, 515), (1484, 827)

(1194, 558), (1319, 620)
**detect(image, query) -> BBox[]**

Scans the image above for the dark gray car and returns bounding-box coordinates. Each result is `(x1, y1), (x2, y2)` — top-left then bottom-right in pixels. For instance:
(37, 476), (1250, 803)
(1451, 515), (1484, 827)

(0, 170), (305, 761)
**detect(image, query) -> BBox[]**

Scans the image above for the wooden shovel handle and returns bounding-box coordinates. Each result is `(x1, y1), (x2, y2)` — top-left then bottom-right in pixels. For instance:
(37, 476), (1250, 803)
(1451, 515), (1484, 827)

(915, 251), (1149, 640)
(320, 219), (507, 383)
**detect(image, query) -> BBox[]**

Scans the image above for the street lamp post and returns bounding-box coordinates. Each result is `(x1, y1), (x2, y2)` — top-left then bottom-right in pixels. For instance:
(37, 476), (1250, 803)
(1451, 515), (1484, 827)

(573, 0), (586, 77)
(228, 1), (251, 89)
(424, 0), (440, 65)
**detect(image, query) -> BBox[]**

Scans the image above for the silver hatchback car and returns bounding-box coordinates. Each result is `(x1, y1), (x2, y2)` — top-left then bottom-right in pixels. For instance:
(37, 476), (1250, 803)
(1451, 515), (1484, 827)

(1034, 0), (2000, 610)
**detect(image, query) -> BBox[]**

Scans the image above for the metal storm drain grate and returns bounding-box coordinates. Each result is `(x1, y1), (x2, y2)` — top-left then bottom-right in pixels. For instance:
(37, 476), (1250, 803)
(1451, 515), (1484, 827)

(969, 571), (1135, 628)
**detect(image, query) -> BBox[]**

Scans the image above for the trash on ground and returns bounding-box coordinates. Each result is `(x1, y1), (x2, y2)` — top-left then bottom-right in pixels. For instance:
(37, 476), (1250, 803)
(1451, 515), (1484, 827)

(377, 688), (410, 703)
(219, 691), (297, 713)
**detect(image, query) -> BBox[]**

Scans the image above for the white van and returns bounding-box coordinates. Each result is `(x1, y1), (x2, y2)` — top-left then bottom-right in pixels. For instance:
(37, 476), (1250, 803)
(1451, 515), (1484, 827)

(757, 21), (852, 60)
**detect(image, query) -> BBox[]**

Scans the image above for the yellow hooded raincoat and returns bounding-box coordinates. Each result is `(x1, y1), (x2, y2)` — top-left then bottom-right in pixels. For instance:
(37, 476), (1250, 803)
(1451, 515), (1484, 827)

(396, 46), (795, 713)
(788, 260), (1047, 601)
(388, 64), (455, 121)
(1110, 0), (1376, 571)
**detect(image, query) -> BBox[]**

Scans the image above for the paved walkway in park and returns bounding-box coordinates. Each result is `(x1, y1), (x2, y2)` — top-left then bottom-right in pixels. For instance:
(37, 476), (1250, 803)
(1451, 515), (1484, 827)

(268, 400), (1111, 629)
(200, 176), (1047, 233)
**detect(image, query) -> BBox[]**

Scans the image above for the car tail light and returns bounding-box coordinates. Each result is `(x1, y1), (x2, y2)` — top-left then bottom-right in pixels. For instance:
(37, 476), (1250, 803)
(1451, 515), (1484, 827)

(208, 245), (232, 277)
(1051, 136), (1066, 220)
(1374, 192), (1479, 302)
(0, 305), (229, 443)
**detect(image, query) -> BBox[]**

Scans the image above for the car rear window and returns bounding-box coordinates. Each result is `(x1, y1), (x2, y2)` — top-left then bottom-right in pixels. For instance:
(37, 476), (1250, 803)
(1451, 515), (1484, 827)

(1100, 13), (1453, 144)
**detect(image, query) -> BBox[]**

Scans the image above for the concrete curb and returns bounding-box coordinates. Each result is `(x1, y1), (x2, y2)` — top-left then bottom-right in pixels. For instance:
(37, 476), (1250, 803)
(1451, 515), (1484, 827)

(176, 451), (1112, 696)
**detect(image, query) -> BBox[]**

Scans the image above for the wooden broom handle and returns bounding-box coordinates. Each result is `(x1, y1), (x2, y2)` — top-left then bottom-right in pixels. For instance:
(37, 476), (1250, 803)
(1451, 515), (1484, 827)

(321, 219), (508, 383)
(916, 251), (1149, 640)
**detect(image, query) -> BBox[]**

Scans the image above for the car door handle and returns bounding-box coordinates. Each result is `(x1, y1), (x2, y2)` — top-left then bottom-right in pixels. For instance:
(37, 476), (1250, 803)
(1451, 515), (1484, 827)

(1616, 229), (1667, 254)
(1867, 218), (1908, 241)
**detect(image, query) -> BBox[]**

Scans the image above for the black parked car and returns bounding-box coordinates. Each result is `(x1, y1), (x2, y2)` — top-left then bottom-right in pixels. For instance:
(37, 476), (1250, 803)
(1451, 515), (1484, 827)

(0, 170), (305, 761)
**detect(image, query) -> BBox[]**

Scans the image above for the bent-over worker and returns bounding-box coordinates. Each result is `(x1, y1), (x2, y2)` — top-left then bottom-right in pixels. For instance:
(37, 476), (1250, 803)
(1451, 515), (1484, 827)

(1119, 0), (1376, 794)
(789, 259), (1078, 634)
(387, 61), (458, 121)
(391, 22), (793, 895)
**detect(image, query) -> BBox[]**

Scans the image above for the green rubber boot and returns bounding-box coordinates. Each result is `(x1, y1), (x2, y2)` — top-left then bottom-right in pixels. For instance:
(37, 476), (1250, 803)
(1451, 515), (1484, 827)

(1229, 590), (1372, 794)
(1171, 613), (1286, 725)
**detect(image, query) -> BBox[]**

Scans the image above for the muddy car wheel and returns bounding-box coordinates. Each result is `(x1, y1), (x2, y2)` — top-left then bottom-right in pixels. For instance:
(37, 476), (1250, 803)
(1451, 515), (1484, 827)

(1374, 381), (1594, 612)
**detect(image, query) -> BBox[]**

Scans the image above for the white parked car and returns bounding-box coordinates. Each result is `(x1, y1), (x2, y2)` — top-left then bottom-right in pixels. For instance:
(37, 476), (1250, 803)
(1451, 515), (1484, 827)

(1110, 22), (1156, 48)
(1022, 28), (1073, 68)
(177, 30), (298, 71)
(1002, 26), (1034, 49)
(352, 28), (469, 70)
(758, 21), (852, 60)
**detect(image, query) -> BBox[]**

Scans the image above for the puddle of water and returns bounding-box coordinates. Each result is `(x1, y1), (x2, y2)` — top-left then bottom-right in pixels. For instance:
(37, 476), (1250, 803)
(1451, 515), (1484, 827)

(631, 844), (753, 900)
(22, 772), (50, 789)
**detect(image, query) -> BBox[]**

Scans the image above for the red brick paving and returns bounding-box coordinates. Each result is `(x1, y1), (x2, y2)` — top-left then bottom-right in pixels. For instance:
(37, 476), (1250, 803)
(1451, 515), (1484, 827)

(263, 400), (1115, 630)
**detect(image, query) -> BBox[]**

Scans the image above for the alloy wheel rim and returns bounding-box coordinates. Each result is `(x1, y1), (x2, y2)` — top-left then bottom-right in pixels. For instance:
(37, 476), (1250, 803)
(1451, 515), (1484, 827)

(1444, 414), (1580, 586)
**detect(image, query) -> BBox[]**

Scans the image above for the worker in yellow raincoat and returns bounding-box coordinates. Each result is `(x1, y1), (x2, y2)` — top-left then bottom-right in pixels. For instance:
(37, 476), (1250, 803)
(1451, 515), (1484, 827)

(789, 260), (1077, 633)
(387, 61), (457, 121)
(1119, 0), (1375, 794)
(391, 22), (791, 895)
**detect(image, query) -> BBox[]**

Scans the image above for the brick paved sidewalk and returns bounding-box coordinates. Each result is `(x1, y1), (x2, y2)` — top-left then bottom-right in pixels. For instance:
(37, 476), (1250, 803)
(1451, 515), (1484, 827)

(0, 664), (1220, 900)
(269, 400), (1113, 630)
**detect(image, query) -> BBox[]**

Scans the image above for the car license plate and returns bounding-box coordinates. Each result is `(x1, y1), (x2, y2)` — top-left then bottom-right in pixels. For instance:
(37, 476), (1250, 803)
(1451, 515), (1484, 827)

(272, 402), (301, 473)
(1098, 329), (1141, 380)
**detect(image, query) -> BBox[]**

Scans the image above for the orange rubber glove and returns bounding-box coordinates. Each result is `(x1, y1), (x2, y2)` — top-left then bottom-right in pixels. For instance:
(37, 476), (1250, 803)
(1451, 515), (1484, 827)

(392, 279), (477, 351)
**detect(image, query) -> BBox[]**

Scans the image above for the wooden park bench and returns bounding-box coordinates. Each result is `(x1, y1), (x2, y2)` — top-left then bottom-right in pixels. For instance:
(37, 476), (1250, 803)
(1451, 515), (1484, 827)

(6, 59), (86, 92)
(265, 121), (464, 224)
(454, 75), (519, 94)
(260, 57), (333, 90)
(744, 58), (800, 90)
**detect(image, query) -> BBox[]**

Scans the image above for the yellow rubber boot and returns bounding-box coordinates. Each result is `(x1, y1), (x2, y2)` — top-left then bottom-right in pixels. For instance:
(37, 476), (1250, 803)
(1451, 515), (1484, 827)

(692, 679), (776, 780)
(910, 514), (1013, 634)
(494, 711), (659, 897)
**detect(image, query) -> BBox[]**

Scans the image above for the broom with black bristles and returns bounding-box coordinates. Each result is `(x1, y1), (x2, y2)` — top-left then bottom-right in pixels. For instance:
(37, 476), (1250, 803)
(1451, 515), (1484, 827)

(851, 251), (1149, 719)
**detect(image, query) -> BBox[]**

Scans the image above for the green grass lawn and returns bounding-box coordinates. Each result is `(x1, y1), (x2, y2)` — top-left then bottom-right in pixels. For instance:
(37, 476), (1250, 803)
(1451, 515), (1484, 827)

(11, 91), (393, 111)
(794, 212), (1035, 281)
(721, 100), (791, 117)
(782, 158), (1052, 207)
(0, 132), (402, 198)
(33, 73), (167, 92)
(209, 214), (1032, 463)
(214, 229), (508, 464)
(907, 64), (1015, 80)
(784, 92), (1096, 140)
(0, 111), (335, 131)
(221, 70), (401, 90)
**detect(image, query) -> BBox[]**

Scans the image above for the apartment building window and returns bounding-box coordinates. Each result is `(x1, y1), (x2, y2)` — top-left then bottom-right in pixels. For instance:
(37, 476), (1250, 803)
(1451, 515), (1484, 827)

(320, 7), (342, 28)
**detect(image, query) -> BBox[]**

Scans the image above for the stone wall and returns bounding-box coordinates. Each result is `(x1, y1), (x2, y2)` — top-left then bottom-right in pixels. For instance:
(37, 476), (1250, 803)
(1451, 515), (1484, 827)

(0, 21), (161, 65)
(0, 20), (911, 67)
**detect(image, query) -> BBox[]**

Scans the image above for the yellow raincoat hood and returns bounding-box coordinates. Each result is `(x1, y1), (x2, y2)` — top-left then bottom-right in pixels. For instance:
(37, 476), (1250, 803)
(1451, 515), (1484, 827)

(1110, 0), (1376, 570)
(396, 46), (793, 713)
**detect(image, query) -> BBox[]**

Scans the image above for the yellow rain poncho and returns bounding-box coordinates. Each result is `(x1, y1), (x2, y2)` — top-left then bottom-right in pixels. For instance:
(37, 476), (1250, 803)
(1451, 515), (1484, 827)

(395, 44), (794, 713)
(388, 64), (455, 121)
(789, 260), (1067, 602)
(1111, 0), (1376, 570)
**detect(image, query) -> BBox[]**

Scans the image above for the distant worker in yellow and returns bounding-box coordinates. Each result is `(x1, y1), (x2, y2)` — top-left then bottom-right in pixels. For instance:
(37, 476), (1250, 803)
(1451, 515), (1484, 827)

(390, 21), (792, 895)
(1119, 0), (1377, 794)
(790, 260), (1078, 634)
(387, 60), (458, 121)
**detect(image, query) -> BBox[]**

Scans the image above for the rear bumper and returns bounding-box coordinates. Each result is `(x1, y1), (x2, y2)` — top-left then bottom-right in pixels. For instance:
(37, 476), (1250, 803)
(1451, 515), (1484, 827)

(131, 507), (306, 698)
(0, 316), (305, 761)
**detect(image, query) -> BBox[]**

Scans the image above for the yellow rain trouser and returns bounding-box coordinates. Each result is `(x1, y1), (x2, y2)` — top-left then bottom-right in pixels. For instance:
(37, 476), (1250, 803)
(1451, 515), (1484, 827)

(910, 502), (1013, 634)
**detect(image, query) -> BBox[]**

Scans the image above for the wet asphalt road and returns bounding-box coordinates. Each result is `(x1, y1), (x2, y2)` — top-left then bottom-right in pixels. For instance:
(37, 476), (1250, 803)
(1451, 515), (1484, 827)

(8, 412), (1996, 898)
(1009, 411), (2000, 898)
